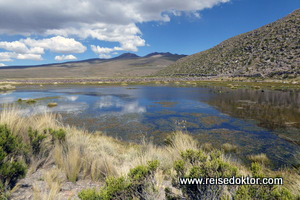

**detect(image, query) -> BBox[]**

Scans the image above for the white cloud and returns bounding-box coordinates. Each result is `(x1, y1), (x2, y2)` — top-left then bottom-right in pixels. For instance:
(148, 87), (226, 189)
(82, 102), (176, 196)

(0, 52), (13, 62)
(16, 53), (42, 60)
(91, 45), (114, 54)
(0, 41), (44, 54)
(0, 51), (42, 61)
(23, 36), (86, 54)
(0, 36), (85, 62)
(0, 0), (229, 57)
(0, 63), (6, 67)
(99, 54), (112, 59)
(55, 54), (77, 61)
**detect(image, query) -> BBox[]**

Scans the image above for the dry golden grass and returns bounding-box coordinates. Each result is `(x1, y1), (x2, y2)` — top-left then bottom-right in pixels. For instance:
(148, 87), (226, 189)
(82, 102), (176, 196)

(222, 143), (238, 153)
(0, 105), (59, 143)
(43, 168), (65, 200)
(202, 142), (214, 152)
(248, 153), (270, 165)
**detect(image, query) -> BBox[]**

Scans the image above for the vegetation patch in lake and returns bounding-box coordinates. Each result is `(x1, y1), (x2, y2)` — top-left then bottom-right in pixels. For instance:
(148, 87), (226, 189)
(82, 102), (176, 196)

(154, 101), (177, 107)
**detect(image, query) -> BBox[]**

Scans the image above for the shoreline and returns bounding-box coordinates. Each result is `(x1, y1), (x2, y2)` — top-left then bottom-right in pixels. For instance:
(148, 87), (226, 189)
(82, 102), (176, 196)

(0, 76), (299, 91)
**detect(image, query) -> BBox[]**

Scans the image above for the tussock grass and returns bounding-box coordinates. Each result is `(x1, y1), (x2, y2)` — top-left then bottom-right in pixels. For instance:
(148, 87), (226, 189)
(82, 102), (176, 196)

(43, 168), (65, 200)
(202, 142), (213, 152)
(248, 153), (270, 165)
(222, 143), (238, 153)
(0, 105), (59, 143)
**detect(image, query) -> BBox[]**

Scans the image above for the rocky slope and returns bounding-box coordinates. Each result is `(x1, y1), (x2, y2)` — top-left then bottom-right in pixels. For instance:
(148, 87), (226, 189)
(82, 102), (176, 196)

(158, 9), (300, 78)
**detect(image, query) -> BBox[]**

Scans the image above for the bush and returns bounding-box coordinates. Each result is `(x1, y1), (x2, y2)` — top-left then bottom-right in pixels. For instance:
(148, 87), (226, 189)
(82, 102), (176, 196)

(172, 149), (238, 200)
(28, 127), (47, 156)
(78, 160), (159, 200)
(0, 125), (27, 192)
(234, 163), (294, 200)
(47, 128), (66, 144)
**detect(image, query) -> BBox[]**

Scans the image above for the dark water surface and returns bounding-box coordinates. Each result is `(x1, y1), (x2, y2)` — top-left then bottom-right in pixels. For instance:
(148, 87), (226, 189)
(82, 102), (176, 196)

(1, 85), (299, 168)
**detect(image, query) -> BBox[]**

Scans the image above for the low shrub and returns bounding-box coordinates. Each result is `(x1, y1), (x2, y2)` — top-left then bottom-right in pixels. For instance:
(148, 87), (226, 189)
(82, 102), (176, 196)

(78, 160), (159, 200)
(172, 149), (238, 200)
(47, 128), (66, 144)
(28, 127), (47, 156)
(234, 163), (294, 199)
(0, 125), (27, 193)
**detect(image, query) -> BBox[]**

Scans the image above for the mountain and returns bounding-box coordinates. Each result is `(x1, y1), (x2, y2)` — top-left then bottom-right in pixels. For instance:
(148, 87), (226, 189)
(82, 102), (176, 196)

(157, 9), (300, 78)
(0, 52), (186, 79)
(113, 53), (140, 59)
(145, 52), (173, 57)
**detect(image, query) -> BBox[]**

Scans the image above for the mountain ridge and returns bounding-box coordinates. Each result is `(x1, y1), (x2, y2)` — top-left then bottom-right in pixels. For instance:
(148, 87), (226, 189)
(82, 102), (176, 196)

(0, 52), (186, 78)
(0, 52), (186, 69)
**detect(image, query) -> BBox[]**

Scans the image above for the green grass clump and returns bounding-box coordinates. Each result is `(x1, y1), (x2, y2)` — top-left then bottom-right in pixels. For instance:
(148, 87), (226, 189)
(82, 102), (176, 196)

(78, 160), (159, 200)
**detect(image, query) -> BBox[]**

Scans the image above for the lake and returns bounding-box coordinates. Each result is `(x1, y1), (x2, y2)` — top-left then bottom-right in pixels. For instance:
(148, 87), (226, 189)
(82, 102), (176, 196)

(1, 85), (299, 168)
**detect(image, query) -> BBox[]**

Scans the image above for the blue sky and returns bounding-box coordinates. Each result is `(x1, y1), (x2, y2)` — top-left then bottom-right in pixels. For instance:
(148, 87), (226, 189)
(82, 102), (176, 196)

(0, 0), (299, 66)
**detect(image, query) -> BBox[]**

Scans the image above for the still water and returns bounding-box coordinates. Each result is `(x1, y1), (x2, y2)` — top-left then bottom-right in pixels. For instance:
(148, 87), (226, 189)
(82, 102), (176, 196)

(1, 85), (299, 168)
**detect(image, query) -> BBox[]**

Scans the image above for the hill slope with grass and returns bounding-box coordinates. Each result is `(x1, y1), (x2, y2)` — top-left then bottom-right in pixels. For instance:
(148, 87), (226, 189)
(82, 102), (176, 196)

(157, 9), (300, 79)
(0, 53), (185, 79)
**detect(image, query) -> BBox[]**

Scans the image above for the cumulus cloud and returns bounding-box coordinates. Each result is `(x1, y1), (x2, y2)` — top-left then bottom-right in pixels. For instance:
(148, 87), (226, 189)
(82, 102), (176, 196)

(0, 0), (229, 58)
(91, 45), (114, 54)
(0, 51), (42, 61)
(16, 53), (42, 60)
(0, 52), (13, 62)
(55, 54), (77, 61)
(0, 36), (85, 62)
(0, 63), (6, 67)
(23, 36), (86, 54)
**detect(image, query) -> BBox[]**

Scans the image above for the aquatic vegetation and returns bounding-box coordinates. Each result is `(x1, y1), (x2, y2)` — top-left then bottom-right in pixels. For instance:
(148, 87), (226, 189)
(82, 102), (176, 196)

(196, 115), (229, 128)
(154, 101), (177, 107)
(25, 99), (37, 104)
(47, 102), (58, 107)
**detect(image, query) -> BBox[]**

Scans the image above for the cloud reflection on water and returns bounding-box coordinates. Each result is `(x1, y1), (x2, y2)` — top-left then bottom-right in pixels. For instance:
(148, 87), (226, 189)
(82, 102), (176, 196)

(95, 96), (146, 114)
